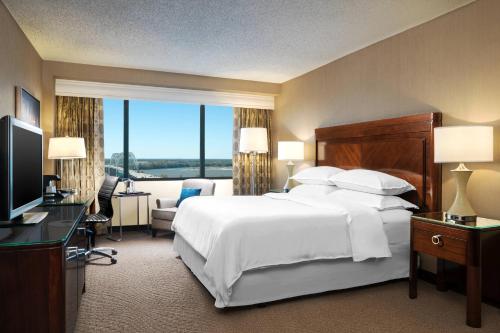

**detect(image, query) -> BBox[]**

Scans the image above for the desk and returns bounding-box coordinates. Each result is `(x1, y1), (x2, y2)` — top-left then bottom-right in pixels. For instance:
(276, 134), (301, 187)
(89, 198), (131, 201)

(109, 192), (151, 241)
(0, 205), (87, 332)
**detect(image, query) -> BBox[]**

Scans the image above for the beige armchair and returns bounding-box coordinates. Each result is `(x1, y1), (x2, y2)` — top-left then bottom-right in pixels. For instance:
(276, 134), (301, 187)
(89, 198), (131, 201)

(151, 179), (216, 237)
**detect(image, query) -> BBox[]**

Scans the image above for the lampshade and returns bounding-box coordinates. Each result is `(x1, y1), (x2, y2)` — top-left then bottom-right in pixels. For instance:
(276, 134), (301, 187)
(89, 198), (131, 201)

(434, 126), (493, 163)
(239, 128), (268, 153)
(278, 141), (304, 161)
(48, 137), (87, 159)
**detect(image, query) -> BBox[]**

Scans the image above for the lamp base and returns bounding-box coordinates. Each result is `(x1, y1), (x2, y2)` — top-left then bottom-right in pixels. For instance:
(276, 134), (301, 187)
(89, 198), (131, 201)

(283, 161), (295, 192)
(250, 152), (257, 196)
(445, 212), (477, 223)
(445, 163), (477, 222)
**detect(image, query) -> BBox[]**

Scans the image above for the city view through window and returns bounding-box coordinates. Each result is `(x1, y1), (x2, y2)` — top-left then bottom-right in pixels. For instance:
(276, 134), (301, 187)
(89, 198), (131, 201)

(104, 99), (233, 179)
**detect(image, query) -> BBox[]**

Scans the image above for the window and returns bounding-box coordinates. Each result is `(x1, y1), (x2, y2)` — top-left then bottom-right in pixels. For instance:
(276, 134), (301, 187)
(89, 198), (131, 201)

(103, 99), (233, 180)
(205, 105), (233, 178)
(129, 100), (200, 179)
(104, 99), (124, 177)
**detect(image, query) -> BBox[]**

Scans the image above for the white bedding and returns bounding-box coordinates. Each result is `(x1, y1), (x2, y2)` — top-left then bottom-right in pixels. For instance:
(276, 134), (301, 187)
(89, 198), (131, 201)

(380, 209), (412, 246)
(171, 193), (392, 307)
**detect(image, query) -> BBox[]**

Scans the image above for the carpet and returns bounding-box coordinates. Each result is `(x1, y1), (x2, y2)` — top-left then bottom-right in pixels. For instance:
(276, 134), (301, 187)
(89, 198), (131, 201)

(76, 232), (500, 333)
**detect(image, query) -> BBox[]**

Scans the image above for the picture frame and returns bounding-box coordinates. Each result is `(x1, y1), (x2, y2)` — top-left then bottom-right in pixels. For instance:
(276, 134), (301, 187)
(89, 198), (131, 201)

(15, 86), (40, 127)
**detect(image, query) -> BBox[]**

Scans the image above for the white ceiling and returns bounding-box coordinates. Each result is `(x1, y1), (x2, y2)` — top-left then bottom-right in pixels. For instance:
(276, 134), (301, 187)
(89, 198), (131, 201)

(4, 0), (473, 83)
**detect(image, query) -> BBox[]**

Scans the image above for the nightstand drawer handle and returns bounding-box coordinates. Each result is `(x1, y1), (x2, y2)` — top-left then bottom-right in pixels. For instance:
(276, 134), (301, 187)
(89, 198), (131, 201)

(431, 234), (442, 246)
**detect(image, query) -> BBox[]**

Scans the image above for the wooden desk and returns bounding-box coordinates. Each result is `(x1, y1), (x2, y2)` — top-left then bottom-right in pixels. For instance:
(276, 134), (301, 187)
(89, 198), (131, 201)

(410, 212), (500, 328)
(0, 204), (89, 333)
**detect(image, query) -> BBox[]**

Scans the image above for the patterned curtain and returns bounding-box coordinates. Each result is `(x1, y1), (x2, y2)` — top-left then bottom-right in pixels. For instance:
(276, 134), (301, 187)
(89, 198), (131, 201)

(232, 108), (272, 195)
(55, 96), (105, 194)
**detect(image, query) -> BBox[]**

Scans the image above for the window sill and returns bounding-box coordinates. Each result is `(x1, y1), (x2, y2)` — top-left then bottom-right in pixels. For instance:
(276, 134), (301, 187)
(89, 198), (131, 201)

(114, 177), (233, 182)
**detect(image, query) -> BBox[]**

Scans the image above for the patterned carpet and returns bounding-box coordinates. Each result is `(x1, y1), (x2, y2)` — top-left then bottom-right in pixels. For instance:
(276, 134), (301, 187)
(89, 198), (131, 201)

(76, 232), (500, 333)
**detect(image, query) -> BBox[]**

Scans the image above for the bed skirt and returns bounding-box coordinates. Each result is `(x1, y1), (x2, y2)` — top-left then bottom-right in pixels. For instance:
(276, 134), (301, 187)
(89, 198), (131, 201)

(173, 234), (409, 308)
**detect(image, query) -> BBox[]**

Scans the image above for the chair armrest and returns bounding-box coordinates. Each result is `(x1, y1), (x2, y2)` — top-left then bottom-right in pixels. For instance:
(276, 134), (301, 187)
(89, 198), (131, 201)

(156, 198), (178, 208)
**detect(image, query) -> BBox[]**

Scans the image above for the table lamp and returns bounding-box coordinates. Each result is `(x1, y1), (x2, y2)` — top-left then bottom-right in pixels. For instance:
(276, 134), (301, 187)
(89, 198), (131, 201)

(434, 126), (493, 221)
(48, 137), (87, 193)
(239, 128), (268, 195)
(278, 141), (304, 192)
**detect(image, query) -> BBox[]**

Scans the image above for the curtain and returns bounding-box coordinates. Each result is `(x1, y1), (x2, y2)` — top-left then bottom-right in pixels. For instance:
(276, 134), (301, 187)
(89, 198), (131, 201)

(232, 107), (272, 195)
(55, 96), (105, 194)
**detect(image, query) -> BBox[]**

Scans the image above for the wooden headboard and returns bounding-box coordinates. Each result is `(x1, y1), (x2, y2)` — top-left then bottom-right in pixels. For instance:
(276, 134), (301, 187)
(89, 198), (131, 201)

(315, 113), (442, 212)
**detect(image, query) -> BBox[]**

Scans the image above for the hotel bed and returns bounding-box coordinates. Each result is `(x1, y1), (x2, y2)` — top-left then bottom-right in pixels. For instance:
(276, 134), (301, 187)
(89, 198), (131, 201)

(173, 203), (411, 308)
(172, 113), (442, 308)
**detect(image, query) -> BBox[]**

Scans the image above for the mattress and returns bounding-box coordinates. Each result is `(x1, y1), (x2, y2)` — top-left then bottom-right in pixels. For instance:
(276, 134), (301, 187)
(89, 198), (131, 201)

(173, 209), (411, 308)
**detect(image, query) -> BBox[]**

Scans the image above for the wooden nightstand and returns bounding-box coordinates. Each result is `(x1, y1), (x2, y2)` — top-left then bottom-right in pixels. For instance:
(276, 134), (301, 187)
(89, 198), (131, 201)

(409, 212), (500, 328)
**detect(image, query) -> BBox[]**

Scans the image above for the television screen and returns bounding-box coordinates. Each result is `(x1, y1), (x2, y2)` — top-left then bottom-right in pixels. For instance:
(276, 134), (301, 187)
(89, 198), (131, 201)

(0, 116), (43, 222)
(12, 125), (43, 210)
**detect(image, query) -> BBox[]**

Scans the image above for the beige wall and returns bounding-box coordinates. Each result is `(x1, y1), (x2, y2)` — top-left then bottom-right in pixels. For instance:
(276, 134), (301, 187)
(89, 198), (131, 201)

(41, 61), (280, 173)
(0, 1), (42, 118)
(274, 0), (500, 221)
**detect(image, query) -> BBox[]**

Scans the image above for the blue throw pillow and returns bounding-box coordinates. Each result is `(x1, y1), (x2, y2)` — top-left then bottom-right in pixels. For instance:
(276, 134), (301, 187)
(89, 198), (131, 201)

(176, 188), (202, 207)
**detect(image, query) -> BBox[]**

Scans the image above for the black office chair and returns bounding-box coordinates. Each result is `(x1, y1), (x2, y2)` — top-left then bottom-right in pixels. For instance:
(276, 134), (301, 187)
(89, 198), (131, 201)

(85, 175), (119, 264)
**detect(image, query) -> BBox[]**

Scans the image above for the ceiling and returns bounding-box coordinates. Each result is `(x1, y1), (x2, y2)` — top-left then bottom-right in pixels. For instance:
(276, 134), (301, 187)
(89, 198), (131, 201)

(4, 0), (473, 83)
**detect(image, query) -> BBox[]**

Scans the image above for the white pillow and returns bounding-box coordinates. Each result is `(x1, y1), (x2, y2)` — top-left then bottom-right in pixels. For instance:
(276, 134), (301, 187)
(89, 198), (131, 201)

(291, 166), (344, 185)
(329, 169), (415, 195)
(328, 189), (418, 211)
(289, 184), (338, 197)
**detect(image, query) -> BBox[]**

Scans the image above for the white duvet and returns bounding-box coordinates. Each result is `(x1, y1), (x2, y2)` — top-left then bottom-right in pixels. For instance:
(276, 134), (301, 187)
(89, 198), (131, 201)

(171, 193), (391, 307)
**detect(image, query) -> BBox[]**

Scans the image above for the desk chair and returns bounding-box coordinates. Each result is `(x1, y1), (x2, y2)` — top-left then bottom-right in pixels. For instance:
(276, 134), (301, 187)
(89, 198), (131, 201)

(85, 175), (119, 264)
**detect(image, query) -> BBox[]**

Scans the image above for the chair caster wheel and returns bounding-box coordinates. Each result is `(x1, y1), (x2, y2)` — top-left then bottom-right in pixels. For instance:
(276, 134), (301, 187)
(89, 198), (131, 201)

(112, 250), (118, 255)
(111, 258), (117, 264)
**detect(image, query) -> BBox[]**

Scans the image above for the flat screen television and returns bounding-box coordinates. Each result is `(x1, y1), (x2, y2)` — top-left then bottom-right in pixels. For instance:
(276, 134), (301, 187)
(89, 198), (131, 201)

(0, 115), (45, 223)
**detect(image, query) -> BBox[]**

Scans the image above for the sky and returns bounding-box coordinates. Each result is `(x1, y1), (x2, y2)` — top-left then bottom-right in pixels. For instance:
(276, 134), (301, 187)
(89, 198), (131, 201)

(103, 99), (233, 159)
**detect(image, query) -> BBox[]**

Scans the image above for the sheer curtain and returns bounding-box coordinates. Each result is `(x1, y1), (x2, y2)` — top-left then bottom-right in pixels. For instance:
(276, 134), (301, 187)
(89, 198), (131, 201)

(232, 107), (272, 195)
(55, 96), (105, 194)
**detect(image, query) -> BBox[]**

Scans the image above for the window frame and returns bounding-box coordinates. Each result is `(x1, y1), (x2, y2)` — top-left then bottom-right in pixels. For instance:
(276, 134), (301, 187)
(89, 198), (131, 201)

(106, 99), (232, 181)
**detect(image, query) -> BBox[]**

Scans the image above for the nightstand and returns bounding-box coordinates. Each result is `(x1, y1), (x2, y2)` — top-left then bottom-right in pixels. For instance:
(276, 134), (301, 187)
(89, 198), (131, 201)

(409, 212), (500, 328)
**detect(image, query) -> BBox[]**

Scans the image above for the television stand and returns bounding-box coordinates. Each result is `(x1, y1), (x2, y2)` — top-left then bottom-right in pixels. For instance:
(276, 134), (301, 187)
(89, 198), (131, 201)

(0, 212), (48, 226)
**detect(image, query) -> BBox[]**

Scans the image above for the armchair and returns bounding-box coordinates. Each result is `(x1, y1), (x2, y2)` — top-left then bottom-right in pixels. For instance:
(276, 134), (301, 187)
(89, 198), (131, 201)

(151, 179), (216, 237)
